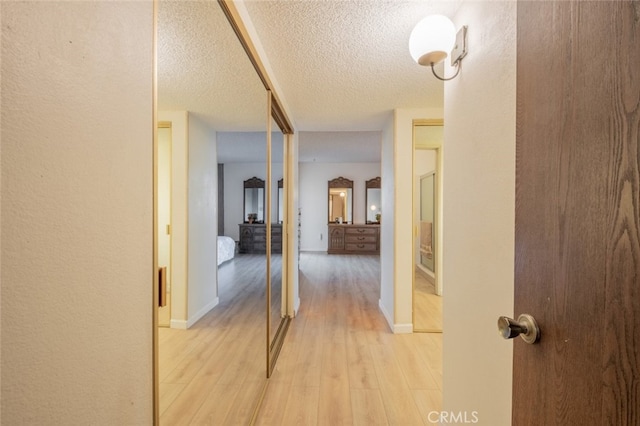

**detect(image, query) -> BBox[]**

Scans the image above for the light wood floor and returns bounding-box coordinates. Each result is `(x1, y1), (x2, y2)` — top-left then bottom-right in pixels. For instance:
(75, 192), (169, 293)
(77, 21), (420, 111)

(414, 267), (443, 332)
(158, 252), (443, 425)
(255, 253), (443, 425)
(158, 254), (269, 425)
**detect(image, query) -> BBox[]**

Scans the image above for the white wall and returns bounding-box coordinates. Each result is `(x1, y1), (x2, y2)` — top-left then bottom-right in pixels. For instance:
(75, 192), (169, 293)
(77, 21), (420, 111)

(443, 2), (516, 424)
(1, 2), (153, 423)
(299, 162), (381, 251)
(379, 114), (395, 328)
(187, 115), (219, 327)
(393, 108), (443, 332)
(222, 161), (283, 241)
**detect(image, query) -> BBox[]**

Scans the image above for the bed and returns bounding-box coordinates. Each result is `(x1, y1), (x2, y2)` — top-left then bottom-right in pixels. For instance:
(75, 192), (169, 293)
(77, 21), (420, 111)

(217, 236), (236, 266)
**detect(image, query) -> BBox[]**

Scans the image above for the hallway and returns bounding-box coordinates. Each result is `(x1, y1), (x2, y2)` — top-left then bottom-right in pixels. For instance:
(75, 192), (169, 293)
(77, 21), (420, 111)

(256, 253), (442, 425)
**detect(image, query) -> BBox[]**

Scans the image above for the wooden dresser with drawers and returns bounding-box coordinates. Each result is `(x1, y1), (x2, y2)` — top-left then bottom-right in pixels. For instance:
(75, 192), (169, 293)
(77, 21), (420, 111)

(327, 224), (380, 254)
(238, 223), (282, 254)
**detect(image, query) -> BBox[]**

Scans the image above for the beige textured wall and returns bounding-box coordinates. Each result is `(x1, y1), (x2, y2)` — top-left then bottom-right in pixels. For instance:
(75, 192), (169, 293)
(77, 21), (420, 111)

(1, 2), (153, 423)
(443, 1), (516, 424)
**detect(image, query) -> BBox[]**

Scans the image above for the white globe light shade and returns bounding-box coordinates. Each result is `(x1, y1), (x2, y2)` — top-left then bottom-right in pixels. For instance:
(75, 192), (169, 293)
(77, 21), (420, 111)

(409, 15), (456, 66)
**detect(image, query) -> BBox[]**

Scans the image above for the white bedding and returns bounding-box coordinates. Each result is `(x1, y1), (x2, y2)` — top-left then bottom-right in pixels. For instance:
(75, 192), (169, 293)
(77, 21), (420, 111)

(217, 236), (236, 266)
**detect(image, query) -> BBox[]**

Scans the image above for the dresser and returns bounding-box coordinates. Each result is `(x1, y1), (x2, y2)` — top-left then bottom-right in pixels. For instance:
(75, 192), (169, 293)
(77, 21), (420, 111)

(327, 224), (380, 254)
(238, 223), (282, 254)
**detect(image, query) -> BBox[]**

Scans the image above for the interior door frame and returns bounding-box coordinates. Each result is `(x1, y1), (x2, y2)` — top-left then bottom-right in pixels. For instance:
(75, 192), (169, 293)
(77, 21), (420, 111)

(412, 119), (443, 333)
(157, 122), (173, 327)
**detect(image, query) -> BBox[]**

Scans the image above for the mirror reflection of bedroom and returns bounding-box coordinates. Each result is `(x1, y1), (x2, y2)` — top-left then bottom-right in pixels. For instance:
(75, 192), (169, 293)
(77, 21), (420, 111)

(155, 1), (277, 422)
(413, 122), (443, 332)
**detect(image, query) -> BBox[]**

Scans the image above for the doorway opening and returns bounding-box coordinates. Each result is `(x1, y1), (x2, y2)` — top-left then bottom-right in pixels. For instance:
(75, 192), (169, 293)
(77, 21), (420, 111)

(413, 120), (443, 333)
(157, 122), (172, 328)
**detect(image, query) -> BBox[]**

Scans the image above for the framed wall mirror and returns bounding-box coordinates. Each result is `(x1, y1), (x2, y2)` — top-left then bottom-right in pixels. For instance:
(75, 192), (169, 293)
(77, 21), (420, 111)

(365, 177), (381, 224)
(328, 177), (353, 224)
(244, 177), (265, 223)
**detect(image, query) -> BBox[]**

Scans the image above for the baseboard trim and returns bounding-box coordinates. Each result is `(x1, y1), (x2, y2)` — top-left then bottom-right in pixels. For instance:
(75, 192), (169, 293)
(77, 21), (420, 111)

(378, 299), (413, 334)
(169, 319), (187, 329)
(378, 299), (394, 331)
(188, 297), (219, 328)
(416, 263), (435, 282)
(294, 297), (301, 317)
(393, 323), (413, 334)
(170, 297), (219, 329)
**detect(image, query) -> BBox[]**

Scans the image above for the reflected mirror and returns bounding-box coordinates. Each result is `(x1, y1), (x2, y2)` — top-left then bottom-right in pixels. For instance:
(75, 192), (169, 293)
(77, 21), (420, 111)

(365, 177), (381, 224)
(244, 177), (265, 223)
(328, 177), (353, 224)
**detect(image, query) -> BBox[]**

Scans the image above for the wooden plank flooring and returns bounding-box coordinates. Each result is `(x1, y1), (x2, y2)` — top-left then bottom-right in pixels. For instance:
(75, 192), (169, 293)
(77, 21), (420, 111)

(414, 268), (442, 332)
(255, 253), (443, 425)
(158, 252), (442, 425)
(158, 254), (269, 425)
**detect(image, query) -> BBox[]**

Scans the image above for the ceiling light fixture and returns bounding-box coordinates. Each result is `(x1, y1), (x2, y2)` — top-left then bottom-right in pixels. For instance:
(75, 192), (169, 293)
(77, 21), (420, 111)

(409, 15), (468, 81)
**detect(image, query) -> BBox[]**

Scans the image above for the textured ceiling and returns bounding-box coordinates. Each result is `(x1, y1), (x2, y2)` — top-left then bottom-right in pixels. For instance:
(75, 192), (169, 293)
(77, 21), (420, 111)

(243, 0), (460, 131)
(157, 0), (459, 160)
(157, 1), (267, 131)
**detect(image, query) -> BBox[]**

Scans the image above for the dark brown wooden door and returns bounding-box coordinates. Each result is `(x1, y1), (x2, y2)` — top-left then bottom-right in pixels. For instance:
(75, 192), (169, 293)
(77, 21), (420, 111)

(514, 1), (640, 424)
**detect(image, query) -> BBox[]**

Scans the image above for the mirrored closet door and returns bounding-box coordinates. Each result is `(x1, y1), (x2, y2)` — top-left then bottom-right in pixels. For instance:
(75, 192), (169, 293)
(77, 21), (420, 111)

(268, 111), (289, 375)
(155, 0), (272, 423)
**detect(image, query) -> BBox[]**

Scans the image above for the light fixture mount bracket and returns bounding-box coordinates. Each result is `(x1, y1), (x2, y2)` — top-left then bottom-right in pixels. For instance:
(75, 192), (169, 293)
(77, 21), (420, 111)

(450, 25), (468, 66)
(430, 25), (467, 81)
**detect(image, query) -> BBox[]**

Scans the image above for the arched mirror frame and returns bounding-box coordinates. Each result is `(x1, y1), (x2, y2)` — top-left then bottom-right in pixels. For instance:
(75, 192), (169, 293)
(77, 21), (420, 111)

(365, 177), (381, 224)
(243, 177), (265, 223)
(328, 177), (354, 224)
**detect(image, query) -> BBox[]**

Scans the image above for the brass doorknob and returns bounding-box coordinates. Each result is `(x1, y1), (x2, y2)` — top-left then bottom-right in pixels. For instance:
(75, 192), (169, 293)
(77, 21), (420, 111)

(498, 314), (540, 344)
